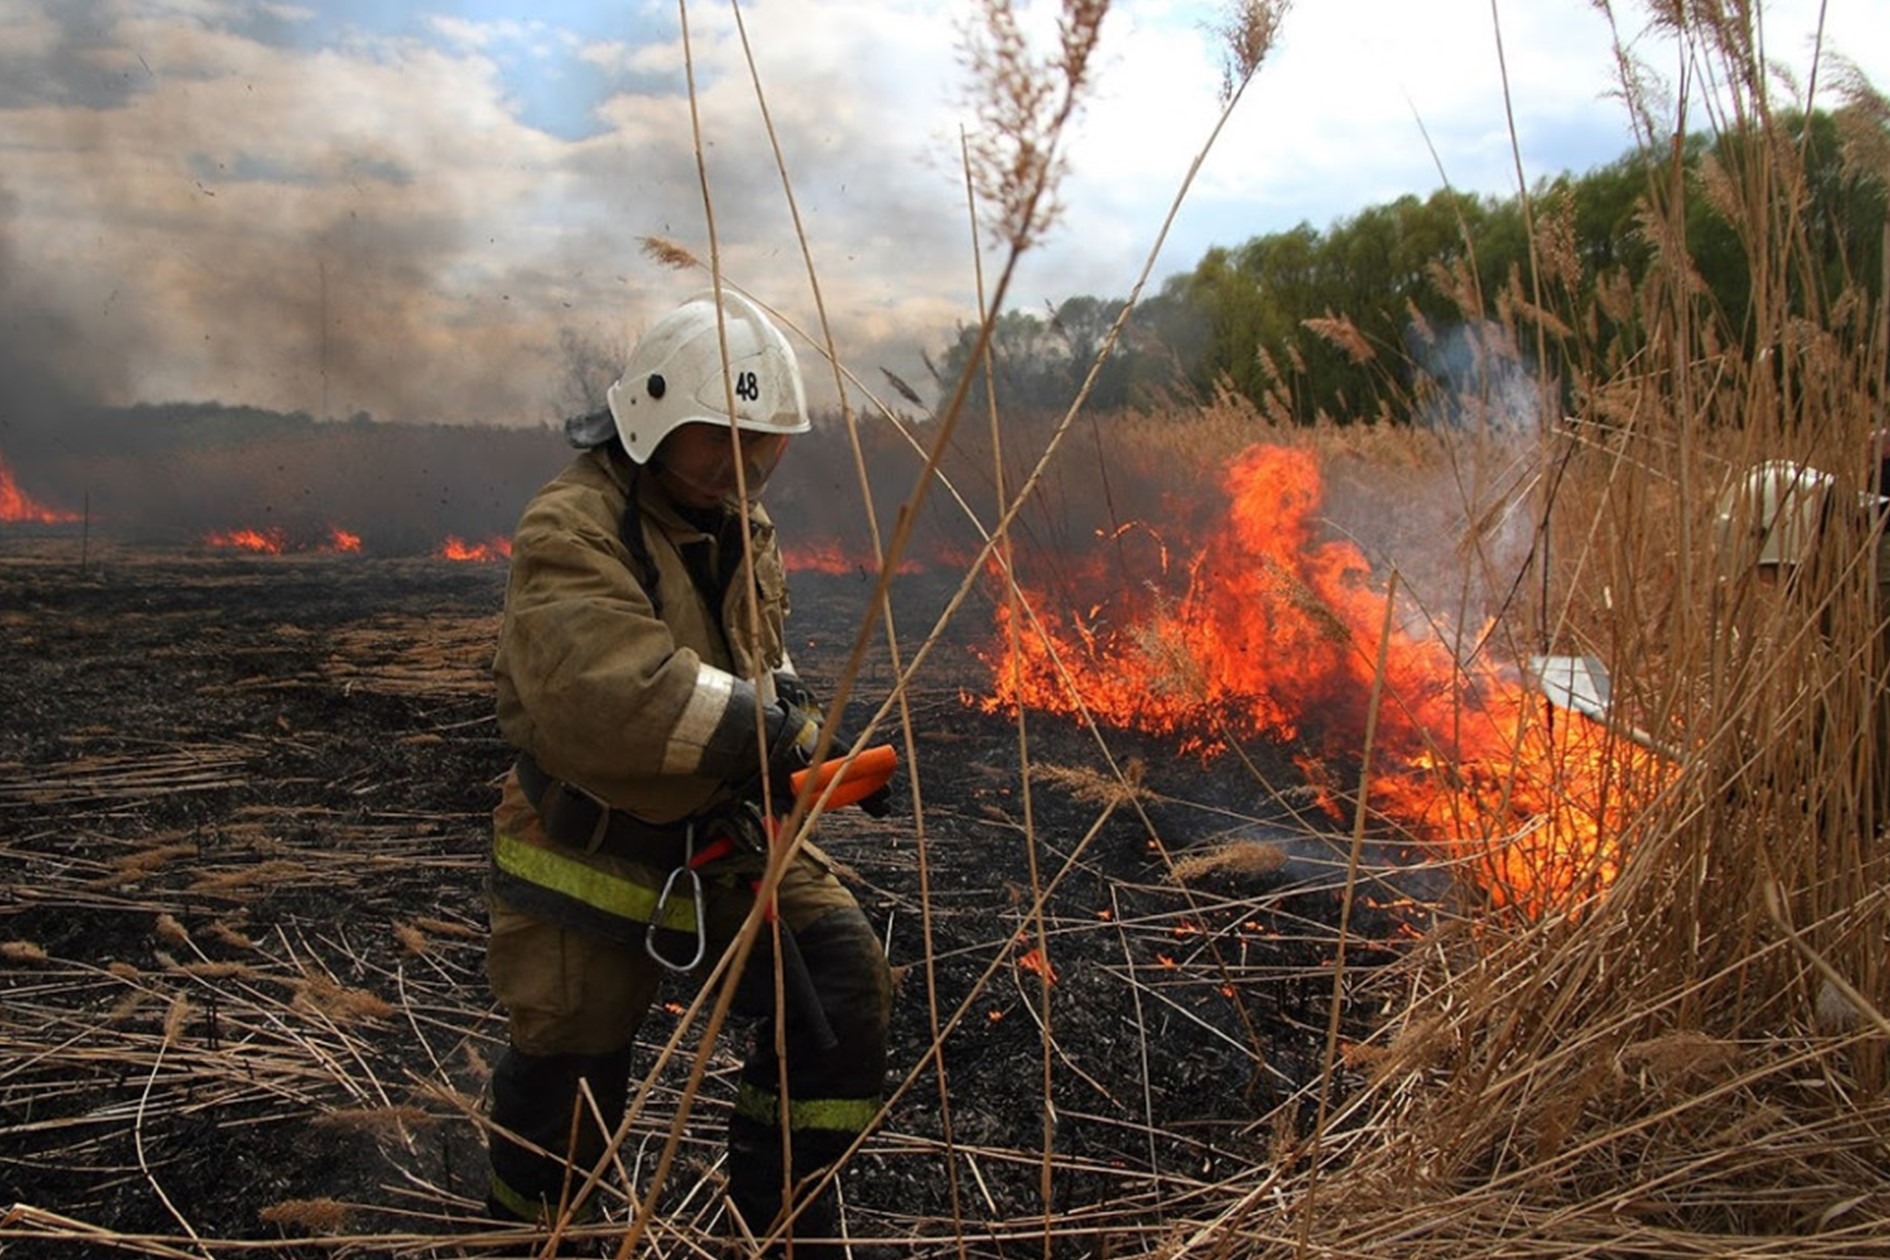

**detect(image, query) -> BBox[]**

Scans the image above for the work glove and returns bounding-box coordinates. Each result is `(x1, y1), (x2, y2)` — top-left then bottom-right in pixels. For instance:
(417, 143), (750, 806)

(771, 669), (823, 718)
(769, 670), (895, 817)
(761, 696), (821, 806)
(854, 778), (894, 819)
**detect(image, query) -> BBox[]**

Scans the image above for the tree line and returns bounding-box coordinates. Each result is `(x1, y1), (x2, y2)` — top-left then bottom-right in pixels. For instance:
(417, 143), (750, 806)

(932, 109), (1886, 423)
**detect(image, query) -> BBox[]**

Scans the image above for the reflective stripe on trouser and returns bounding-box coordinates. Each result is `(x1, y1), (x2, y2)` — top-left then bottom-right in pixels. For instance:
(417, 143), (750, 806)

(486, 825), (891, 1242)
(724, 905), (890, 1246)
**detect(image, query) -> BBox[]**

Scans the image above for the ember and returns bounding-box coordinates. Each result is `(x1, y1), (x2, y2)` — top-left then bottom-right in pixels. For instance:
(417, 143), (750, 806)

(0, 448), (79, 524)
(323, 526), (364, 554)
(979, 443), (1668, 915)
(1017, 946), (1059, 984)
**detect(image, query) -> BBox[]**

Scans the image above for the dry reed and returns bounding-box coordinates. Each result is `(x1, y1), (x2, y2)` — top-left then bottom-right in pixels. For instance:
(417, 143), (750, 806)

(6, 3), (1887, 1259)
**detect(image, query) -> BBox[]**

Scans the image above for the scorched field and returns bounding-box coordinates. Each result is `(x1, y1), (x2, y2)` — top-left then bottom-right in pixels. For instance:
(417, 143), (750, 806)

(0, 537), (1418, 1258)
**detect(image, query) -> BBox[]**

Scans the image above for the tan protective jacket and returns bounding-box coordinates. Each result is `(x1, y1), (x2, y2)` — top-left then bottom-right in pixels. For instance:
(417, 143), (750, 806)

(494, 445), (791, 824)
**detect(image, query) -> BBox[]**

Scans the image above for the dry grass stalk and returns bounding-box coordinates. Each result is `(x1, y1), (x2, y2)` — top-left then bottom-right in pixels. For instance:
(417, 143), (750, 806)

(319, 614), (498, 699)
(256, 1197), (351, 1233)
(0, 745), (254, 805)
(95, 842), (197, 886)
(1168, 840), (1289, 885)
(293, 973), (393, 1023)
(409, 915), (480, 939)
(1304, 313), (1376, 365)
(957, 0), (1107, 252)
(189, 858), (310, 892)
(641, 235), (700, 271)
(314, 1105), (438, 1137)
(105, 991), (152, 1024)
(1029, 757), (1149, 806)
(161, 993), (190, 1043)
(204, 922), (255, 950)
(1213, 0), (1287, 104)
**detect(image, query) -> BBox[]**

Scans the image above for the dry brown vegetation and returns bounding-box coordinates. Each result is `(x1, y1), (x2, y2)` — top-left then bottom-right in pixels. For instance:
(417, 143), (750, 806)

(6, 0), (1890, 1257)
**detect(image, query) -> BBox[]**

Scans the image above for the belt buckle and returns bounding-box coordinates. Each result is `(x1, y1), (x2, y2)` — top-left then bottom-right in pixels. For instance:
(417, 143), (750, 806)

(558, 780), (614, 855)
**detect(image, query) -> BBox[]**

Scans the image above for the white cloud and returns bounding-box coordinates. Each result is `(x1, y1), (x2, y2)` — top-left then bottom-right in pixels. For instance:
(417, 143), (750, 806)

(0, 0), (1882, 430)
(0, 6), (61, 58)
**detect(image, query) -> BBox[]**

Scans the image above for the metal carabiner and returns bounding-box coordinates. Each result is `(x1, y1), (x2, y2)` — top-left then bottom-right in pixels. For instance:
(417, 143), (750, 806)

(645, 824), (707, 973)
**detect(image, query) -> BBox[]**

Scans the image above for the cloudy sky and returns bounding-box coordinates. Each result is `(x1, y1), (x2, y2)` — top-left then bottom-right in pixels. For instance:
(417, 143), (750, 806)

(1, 0), (1883, 431)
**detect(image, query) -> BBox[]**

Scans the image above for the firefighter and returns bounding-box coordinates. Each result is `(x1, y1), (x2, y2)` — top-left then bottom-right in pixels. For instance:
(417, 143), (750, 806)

(483, 288), (892, 1254)
(1714, 456), (1890, 613)
(1714, 459), (1840, 581)
(1715, 454), (1890, 833)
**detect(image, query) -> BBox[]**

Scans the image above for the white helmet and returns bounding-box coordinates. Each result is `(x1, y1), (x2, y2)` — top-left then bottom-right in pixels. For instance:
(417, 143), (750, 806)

(1716, 460), (1834, 569)
(605, 289), (809, 465)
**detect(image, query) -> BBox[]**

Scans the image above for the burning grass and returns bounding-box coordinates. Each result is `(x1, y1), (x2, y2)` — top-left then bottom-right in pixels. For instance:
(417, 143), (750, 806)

(6, 1), (1890, 1257)
(0, 544), (1417, 1257)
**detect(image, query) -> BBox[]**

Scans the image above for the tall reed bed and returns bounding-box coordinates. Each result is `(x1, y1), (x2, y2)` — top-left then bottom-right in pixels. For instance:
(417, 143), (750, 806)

(892, 2), (1890, 1254)
(1118, 6), (1890, 1255)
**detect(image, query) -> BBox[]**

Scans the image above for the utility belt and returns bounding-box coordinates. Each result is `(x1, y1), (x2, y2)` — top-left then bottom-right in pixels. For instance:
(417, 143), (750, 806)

(508, 752), (830, 1043)
(513, 751), (758, 870)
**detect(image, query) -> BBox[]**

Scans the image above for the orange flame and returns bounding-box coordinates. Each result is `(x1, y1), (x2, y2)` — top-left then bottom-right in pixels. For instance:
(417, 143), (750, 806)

(783, 540), (922, 575)
(0, 448), (79, 523)
(439, 534), (512, 563)
(204, 527), (287, 554)
(979, 444), (1666, 916)
(1017, 946), (1059, 984)
(201, 525), (364, 554)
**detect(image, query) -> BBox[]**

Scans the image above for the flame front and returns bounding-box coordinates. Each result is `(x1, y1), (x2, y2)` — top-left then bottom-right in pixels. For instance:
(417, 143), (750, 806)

(440, 534), (512, 563)
(979, 444), (1663, 915)
(204, 527), (287, 554)
(783, 540), (921, 576)
(0, 448), (79, 524)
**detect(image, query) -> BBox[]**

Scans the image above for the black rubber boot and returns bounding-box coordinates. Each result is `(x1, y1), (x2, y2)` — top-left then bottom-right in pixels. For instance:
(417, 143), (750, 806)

(486, 1043), (634, 1225)
(725, 1116), (846, 1258)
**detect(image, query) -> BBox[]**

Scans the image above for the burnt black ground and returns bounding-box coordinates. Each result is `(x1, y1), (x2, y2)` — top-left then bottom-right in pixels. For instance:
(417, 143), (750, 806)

(0, 539), (1413, 1258)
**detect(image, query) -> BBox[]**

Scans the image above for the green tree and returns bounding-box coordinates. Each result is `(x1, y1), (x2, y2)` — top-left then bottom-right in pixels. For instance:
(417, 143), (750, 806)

(937, 108), (1885, 429)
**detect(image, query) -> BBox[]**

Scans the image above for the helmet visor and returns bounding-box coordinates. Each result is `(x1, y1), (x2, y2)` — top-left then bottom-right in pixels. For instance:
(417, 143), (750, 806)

(658, 424), (790, 507)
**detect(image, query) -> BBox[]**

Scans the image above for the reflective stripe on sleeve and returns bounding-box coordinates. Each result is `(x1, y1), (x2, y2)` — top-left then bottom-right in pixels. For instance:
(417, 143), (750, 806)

(733, 1081), (880, 1134)
(660, 665), (737, 775)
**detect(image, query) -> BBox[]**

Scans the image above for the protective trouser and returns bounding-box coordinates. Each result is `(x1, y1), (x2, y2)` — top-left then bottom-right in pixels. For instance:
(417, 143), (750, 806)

(722, 906), (889, 1248)
(485, 820), (891, 1247)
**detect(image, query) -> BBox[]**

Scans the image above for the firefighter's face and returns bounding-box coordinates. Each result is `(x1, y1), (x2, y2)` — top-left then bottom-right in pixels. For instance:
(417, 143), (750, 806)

(654, 422), (789, 510)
